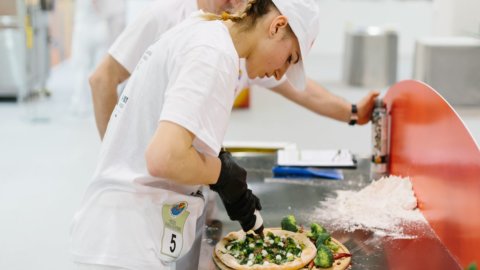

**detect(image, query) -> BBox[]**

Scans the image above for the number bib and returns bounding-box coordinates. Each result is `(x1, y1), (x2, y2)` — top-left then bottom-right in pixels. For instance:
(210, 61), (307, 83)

(149, 191), (206, 263)
(160, 202), (190, 259)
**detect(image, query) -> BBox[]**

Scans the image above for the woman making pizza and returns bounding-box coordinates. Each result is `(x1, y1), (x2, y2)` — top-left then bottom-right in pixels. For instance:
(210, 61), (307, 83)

(70, 0), (320, 269)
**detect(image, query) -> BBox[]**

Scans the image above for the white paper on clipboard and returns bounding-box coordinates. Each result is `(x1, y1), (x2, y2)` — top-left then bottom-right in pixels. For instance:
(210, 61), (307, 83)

(277, 149), (356, 168)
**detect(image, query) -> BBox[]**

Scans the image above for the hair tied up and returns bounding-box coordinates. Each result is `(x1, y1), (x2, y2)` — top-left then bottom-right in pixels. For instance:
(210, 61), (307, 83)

(221, 11), (230, 21)
(202, 0), (274, 31)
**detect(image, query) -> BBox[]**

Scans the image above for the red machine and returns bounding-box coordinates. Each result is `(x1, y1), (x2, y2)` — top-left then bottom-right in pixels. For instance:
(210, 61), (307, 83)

(383, 80), (480, 268)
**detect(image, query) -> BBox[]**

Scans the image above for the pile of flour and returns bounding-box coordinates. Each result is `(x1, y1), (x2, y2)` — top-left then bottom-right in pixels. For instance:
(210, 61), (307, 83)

(312, 175), (426, 238)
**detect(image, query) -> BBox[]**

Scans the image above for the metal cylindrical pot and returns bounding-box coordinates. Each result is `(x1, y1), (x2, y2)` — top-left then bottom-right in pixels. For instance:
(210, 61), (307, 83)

(343, 27), (398, 88)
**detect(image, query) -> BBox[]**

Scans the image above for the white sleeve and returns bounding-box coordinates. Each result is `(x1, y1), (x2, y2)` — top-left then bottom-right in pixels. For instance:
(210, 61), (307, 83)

(159, 47), (237, 153)
(108, 6), (170, 73)
(249, 75), (287, 89)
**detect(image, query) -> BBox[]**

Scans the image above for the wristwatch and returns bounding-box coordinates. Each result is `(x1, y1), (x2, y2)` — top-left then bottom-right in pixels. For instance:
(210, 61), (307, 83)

(348, 104), (358, 126)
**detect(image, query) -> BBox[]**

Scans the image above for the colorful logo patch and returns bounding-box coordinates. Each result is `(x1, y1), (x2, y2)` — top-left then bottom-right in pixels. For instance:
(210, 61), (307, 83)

(170, 201), (188, 217)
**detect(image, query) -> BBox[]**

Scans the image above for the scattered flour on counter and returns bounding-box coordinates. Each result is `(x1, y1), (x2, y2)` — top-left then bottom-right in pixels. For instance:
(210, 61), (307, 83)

(312, 175), (426, 238)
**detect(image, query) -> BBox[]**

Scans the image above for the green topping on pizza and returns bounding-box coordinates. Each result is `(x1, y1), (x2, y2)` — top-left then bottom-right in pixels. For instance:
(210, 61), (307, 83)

(224, 232), (304, 266)
(314, 244), (334, 268)
(315, 232), (331, 247)
(281, 215), (299, 232)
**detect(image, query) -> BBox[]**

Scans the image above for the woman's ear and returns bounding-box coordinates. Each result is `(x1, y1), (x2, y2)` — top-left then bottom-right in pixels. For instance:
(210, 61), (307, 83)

(269, 15), (289, 37)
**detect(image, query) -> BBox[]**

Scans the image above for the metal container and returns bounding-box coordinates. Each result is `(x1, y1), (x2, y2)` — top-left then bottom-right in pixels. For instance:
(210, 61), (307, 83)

(0, 4), (26, 99)
(343, 27), (398, 88)
(0, 0), (51, 102)
(413, 37), (480, 106)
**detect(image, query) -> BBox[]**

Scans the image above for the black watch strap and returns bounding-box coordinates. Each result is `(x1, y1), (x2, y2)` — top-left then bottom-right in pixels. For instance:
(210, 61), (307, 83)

(348, 104), (358, 126)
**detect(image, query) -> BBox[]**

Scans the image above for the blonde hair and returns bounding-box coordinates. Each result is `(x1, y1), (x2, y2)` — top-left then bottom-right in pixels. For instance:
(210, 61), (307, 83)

(202, 0), (276, 31)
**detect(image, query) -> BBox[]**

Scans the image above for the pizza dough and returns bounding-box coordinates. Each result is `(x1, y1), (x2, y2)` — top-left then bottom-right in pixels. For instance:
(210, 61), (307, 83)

(213, 229), (351, 270)
(215, 229), (316, 270)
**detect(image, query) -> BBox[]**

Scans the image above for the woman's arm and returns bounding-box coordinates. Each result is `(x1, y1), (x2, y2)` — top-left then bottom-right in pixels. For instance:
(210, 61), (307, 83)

(270, 79), (379, 125)
(89, 55), (131, 139)
(145, 120), (221, 185)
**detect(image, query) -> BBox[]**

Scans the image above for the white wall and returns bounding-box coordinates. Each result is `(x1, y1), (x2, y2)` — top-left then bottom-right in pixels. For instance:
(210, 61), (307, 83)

(433, 0), (480, 36)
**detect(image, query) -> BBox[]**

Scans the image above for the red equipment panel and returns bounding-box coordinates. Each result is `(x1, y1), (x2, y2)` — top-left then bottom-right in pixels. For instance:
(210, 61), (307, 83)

(384, 80), (480, 267)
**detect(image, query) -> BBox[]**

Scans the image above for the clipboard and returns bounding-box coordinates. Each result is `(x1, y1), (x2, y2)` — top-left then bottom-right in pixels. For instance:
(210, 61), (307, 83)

(276, 149), (357, 168)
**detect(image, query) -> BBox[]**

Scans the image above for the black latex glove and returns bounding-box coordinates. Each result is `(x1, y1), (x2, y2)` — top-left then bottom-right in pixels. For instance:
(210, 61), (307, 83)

(223, 189), (262, 231)
(210, 150), (247, 204)
(210, 150), (262, 231)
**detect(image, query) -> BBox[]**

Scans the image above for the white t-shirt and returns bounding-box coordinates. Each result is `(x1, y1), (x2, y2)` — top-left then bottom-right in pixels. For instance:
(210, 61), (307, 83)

(71, 13), (239, 269)
(108, 0), (198, 74)
(108, 0), (285, 92)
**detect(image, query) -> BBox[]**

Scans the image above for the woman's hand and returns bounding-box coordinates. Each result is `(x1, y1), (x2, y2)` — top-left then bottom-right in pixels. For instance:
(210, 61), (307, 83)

(357, 90), (380, 125)
(210, 150), (262, 232)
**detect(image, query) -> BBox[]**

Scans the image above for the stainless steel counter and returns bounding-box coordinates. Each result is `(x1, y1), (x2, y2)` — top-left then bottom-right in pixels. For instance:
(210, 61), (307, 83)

(199, 153), (460, 270)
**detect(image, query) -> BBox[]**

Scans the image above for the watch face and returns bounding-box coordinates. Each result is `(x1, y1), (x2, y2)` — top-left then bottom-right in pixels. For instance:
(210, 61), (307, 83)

(351, 104), (358, 113)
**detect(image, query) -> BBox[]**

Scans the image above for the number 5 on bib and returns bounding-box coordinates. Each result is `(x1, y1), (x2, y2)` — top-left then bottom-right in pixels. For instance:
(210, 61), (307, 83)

(161, 202), (190, 259)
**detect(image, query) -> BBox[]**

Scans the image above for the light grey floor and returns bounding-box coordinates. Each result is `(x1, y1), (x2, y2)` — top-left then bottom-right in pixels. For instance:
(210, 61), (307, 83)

(0, 61), (479, 270)
(0, 62), (100, 270)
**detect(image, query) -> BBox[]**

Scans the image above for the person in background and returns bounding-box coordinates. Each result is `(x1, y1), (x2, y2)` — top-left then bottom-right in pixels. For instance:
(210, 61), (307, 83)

(71, 0), (321, 269)
(70, 0), (125, 115)
(89, 0), (244, 135)
(90, 0), (378, 140)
